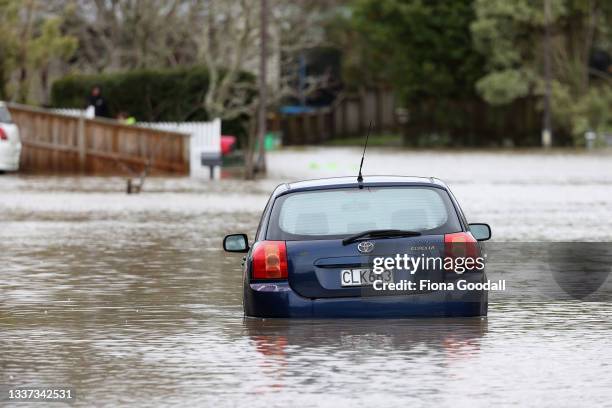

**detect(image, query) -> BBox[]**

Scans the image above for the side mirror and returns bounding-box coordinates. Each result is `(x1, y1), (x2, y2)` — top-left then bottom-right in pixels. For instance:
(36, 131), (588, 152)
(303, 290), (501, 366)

(223, 233), (249, 253)
(469, 223), (491, 241)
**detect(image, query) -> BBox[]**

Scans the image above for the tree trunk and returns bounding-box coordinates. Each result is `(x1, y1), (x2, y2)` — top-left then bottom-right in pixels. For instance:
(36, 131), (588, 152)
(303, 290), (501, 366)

(40, 66), (49, 106)
(243, 116), (258, 180)
(256, 0), (268, 176)
(0, 61), (6, 100)
(17, 67), (29, 103)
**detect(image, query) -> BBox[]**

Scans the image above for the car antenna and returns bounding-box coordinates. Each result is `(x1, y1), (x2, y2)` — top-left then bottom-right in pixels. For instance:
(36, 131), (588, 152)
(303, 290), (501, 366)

(357, 121), (372, 189)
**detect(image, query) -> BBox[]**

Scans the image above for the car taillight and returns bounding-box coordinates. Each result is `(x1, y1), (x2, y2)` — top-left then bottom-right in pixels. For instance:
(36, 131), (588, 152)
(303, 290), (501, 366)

(444, 232), (478, 260)
(0, 128), (7, 140)
(252, 241), (288, 280)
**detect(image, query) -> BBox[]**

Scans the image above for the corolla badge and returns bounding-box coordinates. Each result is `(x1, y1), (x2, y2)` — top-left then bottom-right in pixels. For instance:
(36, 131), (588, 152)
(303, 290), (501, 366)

(357, 241), (375, 254)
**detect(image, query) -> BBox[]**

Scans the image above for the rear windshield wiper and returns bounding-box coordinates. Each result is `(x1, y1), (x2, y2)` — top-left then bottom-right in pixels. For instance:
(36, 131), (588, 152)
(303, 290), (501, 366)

(342, 229), (422, 245)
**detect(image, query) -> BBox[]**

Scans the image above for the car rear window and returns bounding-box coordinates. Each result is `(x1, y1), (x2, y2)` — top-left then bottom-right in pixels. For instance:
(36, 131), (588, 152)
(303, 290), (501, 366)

(0, 106), (11, 123)
(266, 187), (462, 240)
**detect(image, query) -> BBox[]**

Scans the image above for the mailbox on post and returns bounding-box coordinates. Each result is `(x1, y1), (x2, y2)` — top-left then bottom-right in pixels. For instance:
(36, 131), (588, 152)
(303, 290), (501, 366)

(200, 152), (222, 180)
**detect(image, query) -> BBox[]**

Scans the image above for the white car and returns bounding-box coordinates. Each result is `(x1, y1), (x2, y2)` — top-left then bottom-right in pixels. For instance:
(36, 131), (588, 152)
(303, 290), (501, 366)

(0, 102), (21, 172)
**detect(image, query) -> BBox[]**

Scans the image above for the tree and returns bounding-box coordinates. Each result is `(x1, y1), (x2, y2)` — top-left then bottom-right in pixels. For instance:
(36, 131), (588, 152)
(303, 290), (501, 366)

(59, 0), (199, 72)
(193, 0), (336, 178)
(50, 0), (334, 178)
(29, 18), (77, 105)
(5, 0), (336, 173)
(0, 0), (76, 103)
(471, 0), (612, 144)
(342, 0), (484, 99)
(339, 0), (486, 145)
(0, 0), (19, 99)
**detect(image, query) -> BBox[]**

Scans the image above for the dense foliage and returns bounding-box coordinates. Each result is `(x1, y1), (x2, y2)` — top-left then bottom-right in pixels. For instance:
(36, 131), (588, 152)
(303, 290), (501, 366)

(471, 0), (612, 144)
(340, 0), (525, 146)
(339, 0), (611, 146)
(347, 0), (485, 101)
(4, 0), (610, 147)
(0, 0), (77, 103)
(51, 67), (212, 121)
(51, 66), (252, 138)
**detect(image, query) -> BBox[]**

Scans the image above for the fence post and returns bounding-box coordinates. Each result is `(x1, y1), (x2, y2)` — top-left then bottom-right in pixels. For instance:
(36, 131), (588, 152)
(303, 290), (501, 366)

(77, 112), (86, 172)
(341, 99), (348, 137)
(317, 111), (324, 142)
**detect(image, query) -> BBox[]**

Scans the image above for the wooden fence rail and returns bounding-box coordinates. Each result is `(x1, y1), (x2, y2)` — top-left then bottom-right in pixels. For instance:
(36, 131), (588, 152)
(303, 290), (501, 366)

(274, 89), (398, 145)
(7, 103), (190, 175)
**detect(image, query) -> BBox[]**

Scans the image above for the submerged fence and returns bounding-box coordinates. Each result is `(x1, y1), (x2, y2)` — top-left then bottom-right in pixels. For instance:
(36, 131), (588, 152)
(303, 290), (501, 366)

(8, 103), (190, 175)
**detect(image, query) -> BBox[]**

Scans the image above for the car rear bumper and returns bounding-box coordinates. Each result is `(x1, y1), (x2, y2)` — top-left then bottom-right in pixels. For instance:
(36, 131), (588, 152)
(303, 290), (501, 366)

(0, 142), (21, 171)
(244, 273), (488, 318)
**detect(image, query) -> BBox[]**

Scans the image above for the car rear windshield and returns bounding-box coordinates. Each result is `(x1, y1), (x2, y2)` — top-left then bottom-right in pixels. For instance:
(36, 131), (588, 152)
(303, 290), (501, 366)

(266, 186), (462, 240)
(0, 106), (11, 123)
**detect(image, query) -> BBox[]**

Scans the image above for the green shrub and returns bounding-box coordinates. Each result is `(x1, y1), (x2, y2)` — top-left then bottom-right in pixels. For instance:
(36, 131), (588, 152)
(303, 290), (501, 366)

(51, 66), (252, 138)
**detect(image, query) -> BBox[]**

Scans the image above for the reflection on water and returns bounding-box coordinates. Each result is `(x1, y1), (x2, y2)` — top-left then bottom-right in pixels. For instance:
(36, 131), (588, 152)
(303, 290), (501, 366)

(2, 150), (612, 406)
(245, 317), (487, 360)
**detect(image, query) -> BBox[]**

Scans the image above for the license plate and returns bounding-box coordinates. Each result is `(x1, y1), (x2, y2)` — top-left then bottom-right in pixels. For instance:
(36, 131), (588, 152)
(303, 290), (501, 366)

(340, 268), (393, 287)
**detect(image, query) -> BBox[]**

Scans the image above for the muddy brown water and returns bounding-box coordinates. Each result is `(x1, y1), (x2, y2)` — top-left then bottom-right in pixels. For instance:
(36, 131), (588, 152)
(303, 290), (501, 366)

(1, 149), (612, 406)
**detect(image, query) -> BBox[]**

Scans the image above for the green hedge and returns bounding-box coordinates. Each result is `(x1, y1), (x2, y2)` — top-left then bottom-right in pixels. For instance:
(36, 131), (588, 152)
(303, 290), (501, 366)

(51, 66), (251, 138)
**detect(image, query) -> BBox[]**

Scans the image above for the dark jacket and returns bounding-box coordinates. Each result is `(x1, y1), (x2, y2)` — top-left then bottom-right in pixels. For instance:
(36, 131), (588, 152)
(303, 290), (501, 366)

(88, 95), (109, 118)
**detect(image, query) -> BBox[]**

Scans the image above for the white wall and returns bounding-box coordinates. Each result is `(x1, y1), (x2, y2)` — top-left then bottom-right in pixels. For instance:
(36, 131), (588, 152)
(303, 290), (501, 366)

(140, 119), (222, 179)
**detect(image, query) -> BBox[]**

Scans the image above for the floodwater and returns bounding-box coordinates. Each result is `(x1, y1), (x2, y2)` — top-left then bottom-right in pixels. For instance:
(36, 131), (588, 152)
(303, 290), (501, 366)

(1, 148), (612, 407)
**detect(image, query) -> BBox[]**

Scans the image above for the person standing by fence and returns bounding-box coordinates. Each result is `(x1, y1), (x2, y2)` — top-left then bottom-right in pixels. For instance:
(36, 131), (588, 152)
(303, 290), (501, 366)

(87, 86), (110, 118)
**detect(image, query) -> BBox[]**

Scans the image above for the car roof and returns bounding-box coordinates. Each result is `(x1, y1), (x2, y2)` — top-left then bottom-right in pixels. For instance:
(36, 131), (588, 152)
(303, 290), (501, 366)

(273, 176), (449, 197)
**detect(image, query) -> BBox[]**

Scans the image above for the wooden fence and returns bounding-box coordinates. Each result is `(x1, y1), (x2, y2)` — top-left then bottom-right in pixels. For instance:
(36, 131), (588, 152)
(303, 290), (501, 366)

(275, 89), (398, 145)
(8, 103), (190, 175)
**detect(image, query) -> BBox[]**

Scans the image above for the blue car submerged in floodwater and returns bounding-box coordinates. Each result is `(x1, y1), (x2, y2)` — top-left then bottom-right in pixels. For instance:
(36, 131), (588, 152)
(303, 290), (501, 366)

(223, 176), (491, 318)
